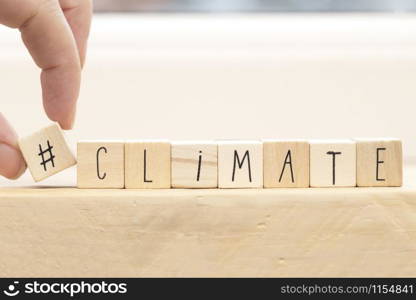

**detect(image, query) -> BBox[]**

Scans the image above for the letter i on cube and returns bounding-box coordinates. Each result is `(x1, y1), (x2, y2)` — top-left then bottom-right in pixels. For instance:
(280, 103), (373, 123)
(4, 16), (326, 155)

(171, 141), (218, 188)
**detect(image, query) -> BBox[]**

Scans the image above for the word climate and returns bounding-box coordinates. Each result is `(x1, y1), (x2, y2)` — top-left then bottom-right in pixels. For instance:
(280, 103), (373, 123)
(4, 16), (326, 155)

(19, 124), (403, 189)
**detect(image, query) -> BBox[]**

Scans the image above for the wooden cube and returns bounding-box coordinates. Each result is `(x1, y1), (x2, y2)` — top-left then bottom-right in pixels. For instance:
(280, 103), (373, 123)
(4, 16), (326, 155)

(263, 140), (309, 188)
(77, 141), (124, 188)
(18, 123), (76, 182)
(171, 141), (217, 188)
(125, 141), (170, 189)
(356, 138), (402, 187)
(310, 140), (356, 187)
(218, 141), (263, 188)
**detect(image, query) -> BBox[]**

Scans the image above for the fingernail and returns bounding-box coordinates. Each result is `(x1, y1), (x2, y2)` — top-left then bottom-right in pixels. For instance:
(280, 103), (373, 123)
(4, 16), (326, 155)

(58, 118), (73, 130)
(60, 107), (76, 130)
(0, 143), (27, 179)
(68, 104), (77, 129)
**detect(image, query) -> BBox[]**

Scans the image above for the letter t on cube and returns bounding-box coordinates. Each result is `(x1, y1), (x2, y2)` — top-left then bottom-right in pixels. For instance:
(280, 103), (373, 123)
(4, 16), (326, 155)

(310, 140), (356, 187)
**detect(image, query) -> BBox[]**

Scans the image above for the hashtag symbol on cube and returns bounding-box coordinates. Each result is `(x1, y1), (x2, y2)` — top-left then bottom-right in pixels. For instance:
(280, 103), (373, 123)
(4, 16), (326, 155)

(38, 140), (56, 171)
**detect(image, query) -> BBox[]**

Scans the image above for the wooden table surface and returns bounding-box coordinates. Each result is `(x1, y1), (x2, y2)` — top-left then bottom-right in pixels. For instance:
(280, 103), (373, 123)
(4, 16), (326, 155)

(0, 166), (415, 277)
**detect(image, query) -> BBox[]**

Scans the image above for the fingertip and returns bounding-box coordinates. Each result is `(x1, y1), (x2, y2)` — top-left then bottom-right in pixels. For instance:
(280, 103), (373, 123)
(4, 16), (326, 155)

(18, 0), (81, 133)
(0, 143), (27, 180)
(41, 65), (79, 131)
(0, 114), (26, 179)
(0, 113), (19, 147)
(46, 112), (75, 130)
(61, 119), (74, 130)
(44, 111), (75, 130)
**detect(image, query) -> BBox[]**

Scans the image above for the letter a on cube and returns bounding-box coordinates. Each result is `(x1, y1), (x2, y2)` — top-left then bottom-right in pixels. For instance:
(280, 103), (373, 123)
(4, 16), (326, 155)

(263, 139), (309, 188)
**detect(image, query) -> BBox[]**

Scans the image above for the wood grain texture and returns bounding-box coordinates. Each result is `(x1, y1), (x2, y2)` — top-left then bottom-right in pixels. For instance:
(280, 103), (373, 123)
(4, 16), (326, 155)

(218, 141), (263, 188)
(356, 138), (403, 187)
(310, 140), (356, 187)
(171, 142), (217, 188)
(18, 123), (76, 182)
(263, 140), (309, 188)
(1, 172), (416, 277)
(77, 141), (125, 188)
(125, 141), (170, 189)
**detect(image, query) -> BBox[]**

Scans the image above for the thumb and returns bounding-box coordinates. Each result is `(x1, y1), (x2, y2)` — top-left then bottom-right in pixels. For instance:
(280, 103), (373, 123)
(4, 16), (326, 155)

(0, 113), (27, 179)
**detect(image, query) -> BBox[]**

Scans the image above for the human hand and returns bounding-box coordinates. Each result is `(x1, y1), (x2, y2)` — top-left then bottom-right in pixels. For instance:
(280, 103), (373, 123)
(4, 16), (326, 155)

(0, 0), (92, 179)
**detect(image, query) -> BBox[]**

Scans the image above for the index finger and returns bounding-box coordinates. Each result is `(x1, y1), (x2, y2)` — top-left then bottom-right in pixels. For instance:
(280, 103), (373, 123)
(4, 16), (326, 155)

(1, 0), (82, 129)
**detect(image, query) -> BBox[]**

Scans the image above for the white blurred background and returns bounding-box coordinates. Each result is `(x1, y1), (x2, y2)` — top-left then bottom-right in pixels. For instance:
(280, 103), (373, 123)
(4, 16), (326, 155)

(1, 0), (416, 186)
